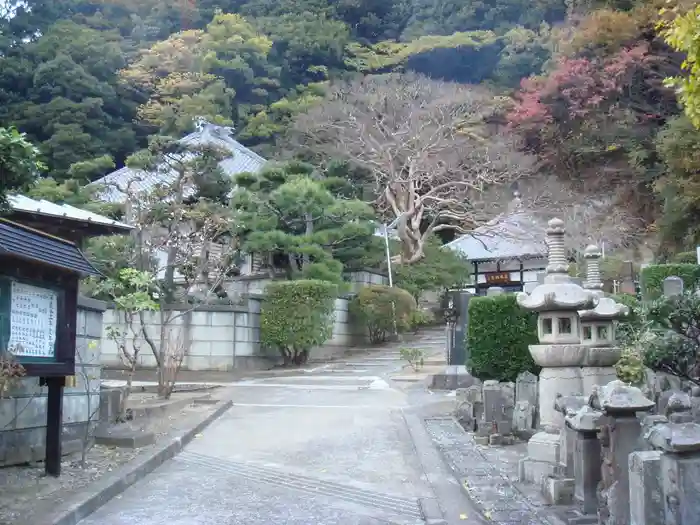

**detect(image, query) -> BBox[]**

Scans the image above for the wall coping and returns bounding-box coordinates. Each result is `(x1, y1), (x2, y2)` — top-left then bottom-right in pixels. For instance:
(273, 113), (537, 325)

(77, 296), (107, 312)
(344, 268), (388, 278)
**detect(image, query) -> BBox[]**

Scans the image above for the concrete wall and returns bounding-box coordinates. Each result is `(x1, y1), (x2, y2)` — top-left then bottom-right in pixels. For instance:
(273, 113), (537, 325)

(0, 297), (105, 466)
(101, 295), (367, 372)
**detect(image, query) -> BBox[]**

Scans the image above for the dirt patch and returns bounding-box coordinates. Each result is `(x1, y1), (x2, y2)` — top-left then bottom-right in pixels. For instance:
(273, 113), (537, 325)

(0, 399), (222, 525)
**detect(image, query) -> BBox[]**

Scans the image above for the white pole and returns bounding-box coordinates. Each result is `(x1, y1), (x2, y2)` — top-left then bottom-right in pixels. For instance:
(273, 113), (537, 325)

(384, 223), (394, 288)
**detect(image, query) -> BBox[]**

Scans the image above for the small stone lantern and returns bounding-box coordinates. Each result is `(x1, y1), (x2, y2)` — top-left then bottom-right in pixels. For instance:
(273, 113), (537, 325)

(578, 245), (629, 347)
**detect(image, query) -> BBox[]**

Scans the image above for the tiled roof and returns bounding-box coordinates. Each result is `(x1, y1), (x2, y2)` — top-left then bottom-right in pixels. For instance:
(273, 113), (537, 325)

(91, 121), (267, 203)
(0, 219), (101, 276)
(445, 212), (547, 261)
(8, 194), (132, 231)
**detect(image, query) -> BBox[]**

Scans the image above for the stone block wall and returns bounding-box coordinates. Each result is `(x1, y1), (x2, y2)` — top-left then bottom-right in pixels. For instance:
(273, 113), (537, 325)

(345, 270), (388, 295)
(0, 297), (105, 467)
(100, 295), (366, 371)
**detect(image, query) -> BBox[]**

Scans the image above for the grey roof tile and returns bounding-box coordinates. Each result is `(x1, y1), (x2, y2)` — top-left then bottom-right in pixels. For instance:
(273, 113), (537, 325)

(445, 212), (547, 261)
(0, 219), (101, 276)
(92, 122), (267, 203)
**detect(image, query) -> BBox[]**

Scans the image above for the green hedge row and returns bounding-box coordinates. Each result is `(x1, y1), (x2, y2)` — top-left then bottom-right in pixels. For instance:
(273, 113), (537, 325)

(467, 294), (539, 382)
(640, 264), (700, 299)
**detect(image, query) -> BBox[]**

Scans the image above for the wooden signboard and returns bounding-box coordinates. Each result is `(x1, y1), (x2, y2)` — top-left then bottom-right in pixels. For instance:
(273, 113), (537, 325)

(485, 271), (511, 285)
(0, 219), (94, 477)
(0, 271), (78, 377)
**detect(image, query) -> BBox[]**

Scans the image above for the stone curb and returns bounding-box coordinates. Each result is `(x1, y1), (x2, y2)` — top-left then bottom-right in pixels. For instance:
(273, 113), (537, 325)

(402, 410), (486, 525)
(21, 399), (233, 525)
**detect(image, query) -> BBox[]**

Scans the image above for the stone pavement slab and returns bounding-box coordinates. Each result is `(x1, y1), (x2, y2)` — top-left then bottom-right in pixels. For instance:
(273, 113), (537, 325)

(425, 417), (566, 525)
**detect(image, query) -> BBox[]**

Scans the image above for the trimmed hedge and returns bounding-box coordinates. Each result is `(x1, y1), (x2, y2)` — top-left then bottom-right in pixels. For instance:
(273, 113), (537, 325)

(349, 284), (417, 343)
(671, 251), (698, 264)
(641, 264), (700, 299)
(467, 294), (539, 382)
(261, 280), (337, 366)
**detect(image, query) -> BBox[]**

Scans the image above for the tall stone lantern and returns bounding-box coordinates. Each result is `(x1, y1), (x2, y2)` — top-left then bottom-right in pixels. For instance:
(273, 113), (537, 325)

(578, 244), (629, 393)
(517, 219), (597, 431)
(517, 218), (598, 485)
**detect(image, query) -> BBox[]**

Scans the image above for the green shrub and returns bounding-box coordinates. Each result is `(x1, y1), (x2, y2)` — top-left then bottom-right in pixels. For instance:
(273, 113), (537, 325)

(261, 280), (337, 366)
(408, 308), (435, 333)
(671, 251), (698, 264)
(467, 294), (539, 382)
(612, 293), (643, 348)
(349, 284), (417, 343)
(641, 264), (700, 299)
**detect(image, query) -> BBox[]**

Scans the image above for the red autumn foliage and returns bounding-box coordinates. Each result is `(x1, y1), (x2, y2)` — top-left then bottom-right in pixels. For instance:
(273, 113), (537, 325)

(507, 44), (656, 131)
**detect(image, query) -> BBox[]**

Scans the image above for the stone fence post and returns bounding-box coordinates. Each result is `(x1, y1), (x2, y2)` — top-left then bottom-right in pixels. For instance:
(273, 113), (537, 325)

(645, 420), (700, 525)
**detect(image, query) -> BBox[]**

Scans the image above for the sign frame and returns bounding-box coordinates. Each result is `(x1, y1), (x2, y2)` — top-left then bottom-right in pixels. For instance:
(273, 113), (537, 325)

(485, 271), (512, 285)
(0, 262), (78, 377)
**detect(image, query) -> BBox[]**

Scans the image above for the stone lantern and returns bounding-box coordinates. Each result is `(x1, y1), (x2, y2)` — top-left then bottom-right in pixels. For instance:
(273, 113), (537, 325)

(517, 218), (597, 431)
(517, 218), (598, 487)
(578, 244), (629, 347)
(578, 244), (629, 393)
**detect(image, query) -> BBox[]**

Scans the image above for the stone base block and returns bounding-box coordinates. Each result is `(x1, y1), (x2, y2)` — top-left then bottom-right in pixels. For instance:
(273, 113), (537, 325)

(545, 476), (575, 505)
(428, 366), (479, 390)
(528, 431), (561, 464)
(93, 424), (156, 449)
(519, 457), (558, 485)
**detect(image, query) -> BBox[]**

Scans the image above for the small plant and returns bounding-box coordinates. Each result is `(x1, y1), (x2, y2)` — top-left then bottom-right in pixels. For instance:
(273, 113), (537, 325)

(400, 347), (425, 372)
(615, 348), (646, 385)
(0, 352), (26, 397)
(408, 309), (434, 333)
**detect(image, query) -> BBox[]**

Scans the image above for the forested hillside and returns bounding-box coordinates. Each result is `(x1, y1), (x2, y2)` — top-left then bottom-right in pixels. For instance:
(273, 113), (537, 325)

(0, 0), (699, 257)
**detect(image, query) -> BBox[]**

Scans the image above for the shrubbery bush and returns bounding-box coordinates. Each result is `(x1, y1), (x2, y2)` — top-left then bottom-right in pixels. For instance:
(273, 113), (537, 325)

(467, 294), (539, 382)
(261, 280), (337, 366)
(641, 264), (700, 299)
(349, 284), (417, 343)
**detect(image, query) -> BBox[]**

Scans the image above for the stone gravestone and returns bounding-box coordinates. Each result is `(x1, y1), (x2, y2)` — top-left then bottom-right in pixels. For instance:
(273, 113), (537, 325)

(663, 276), (684, 297)
(513, 371), (538, 434)
(479, 381), (515, 440)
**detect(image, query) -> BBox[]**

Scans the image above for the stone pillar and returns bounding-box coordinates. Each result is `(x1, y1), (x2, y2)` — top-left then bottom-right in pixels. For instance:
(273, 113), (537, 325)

(645, 421), (700, 525)
(590, 381), (654, 525)
(566, 405), (604, 519)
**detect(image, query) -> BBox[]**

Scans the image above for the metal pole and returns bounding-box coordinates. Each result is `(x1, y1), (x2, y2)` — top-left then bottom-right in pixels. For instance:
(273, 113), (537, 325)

(384, 223), (393, 288)
(384, 223), (398, 337)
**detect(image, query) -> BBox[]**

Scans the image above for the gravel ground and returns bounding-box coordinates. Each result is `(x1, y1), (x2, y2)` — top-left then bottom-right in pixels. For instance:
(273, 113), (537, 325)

(0, 401), (219, 525)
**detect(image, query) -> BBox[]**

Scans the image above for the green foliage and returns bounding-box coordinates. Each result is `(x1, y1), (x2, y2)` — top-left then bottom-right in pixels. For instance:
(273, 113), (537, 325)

(615, 348), (646, 385)
(260, 279), (337, 365)
(467, 294), (539, 382)
(399, 347), (425, 372)
(660, 4), (700, 129)
(641, 264), (700, 299)
(393, 237), (471, 301)
(671, 251), (699, 264)
(232, 161), (375, 283)
(0, 126), (44, 211)
(408, 309), (435, 333)
(644, 293), (700, 385)
(655, 116), (700, 251)
(97, 268), (160, 313)
(349, 284), (417, 344)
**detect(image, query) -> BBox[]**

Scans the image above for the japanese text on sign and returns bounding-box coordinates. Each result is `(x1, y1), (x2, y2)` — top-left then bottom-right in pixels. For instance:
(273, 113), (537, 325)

(7, 282), (57, 358)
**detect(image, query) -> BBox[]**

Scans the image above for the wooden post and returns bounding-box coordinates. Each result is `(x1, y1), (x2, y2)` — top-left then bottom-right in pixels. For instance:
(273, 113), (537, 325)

(45, 376), (65, 477)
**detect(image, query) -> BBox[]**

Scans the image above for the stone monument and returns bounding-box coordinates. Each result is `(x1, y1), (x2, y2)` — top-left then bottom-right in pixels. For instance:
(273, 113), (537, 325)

(517, 220), (612, 493)
(578, 244), (629, 393)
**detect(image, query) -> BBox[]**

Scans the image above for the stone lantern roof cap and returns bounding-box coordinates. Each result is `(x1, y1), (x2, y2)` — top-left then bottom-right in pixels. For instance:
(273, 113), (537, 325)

(578, 296), (629, 321)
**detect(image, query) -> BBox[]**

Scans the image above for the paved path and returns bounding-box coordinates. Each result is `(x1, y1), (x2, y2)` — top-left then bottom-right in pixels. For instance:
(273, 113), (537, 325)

(79, 330), (479, 525)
